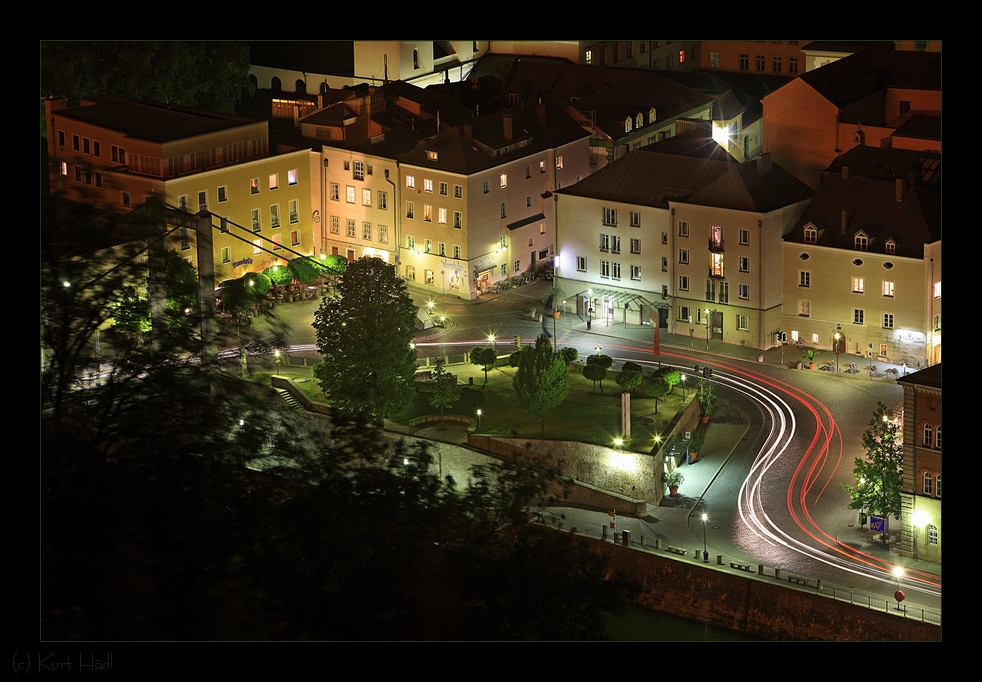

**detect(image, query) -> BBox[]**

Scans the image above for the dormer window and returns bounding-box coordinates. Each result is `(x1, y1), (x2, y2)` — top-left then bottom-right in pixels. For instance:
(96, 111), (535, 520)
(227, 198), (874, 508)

(885, 239), (897, 254)
(426, 150), (438, 161)
(803, 225), (817, 244)
(649, 107), (657, 123)
(854, 233), (869, 251)
(636, 113), (643, 129)
(625, 117), (633, 133)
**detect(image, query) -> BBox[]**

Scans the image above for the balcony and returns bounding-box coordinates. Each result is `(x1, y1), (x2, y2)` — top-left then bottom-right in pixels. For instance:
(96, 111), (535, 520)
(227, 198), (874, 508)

(708, 238), (725, 252)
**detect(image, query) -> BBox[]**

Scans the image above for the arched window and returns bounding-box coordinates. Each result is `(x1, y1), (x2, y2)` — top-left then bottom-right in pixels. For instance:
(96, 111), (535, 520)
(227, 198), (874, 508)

(935, 425), (941, 449)
(935, 475), (941, 498)
(271, 76), (282, 91)
(923, 423), (933, 446)
(922, 471), (932, 495)
(295, 79), (305, 94)
(927, 524), (938, 545)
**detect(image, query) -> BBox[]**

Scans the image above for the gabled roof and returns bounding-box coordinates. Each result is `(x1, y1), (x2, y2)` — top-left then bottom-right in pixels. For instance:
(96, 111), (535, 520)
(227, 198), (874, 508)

(567, 73), (715, 141)
(896, 363), (942, 391)
(398, 103), (589, 174)
(687, 160), (815, 213)
(826, 146), (941, 186)
(796, 48), (941, 109)
(892, 112), (942, 143)
(786, 174), (941, 257)
(657, 71), (792, 124)
(54, 96), (262, 142)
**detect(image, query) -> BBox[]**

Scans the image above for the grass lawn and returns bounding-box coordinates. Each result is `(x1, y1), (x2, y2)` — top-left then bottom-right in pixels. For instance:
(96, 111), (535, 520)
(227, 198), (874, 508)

(273, 361), (689, 454)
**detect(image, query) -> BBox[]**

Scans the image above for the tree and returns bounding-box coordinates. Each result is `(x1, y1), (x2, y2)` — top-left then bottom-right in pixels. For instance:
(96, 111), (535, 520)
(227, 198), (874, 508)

(843, 402), (903, 523)
(559, 347), (578, 365)
(312, 257), (418, 422)
(697, 380), (717, 417)
(584, 353), (613, 394)
(651, 366), (681, 391)
(615, 369), (642, 396)
(428, 359), (460, 417)
(643, 375), (671, 413)
(470, 346), (498, 384)
(513, 334), (569, 435)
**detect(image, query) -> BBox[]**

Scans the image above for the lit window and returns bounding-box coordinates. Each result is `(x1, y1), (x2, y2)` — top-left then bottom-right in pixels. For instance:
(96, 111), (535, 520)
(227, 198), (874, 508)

(500, 174), (507, 189)
(556, 156), (563, 169)
(852, 277), (864, 294)
(631, 265), (641, 280)
(269, 174), (279, 190)
(933, 281), (941, 298)
(272, 234), (282, 250)
(439, 208), (447, 225)
(346, 220), (355, 237)
(346, 186), (355, 203)
(406, 176), (415, 189)
(291, 230), (300, 246)
(424, 178), (433, 193)
(362, 223), (372, 240)
(424, 205), (432, 222)
(882, 281), (895, 297)
(253, 239), (262, 255)
(288, 169), (298, 185)
(362, 189), (372, 206)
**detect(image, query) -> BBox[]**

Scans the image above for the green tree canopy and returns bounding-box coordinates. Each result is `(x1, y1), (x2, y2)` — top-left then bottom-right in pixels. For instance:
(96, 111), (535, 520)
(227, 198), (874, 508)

(843, 402), (904, 521)
(264, 264), (294, 287)
(428, 359), (460, 417)
(615, 369), (643, 395)
(583, 363), (607, 394)
(470, 346), (498, 384)
(643, 375), (672, 413)
(312, 257), (418, 422)
(513, 334), (569, 434)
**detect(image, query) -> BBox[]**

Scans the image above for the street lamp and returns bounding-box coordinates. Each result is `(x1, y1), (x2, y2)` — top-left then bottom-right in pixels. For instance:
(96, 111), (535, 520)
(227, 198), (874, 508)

(833, 325), (843, 374)
(274, 349), (281, 374)
(701, 512), (709, 562)
(488, 334), (496, 355)
(892, 566), (905, 610)
(680, 373), (687, 401)
(705, 309), (711, 350)
(476, 408), (482, 431)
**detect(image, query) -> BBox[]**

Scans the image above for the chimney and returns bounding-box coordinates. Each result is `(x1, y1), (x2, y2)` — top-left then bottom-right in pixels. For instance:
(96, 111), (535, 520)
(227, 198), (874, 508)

(840, 210), (847, 234)
(537, 103), (547, 128)
(896, 177), (905, 202)
(756, 153), (772, 176)
(842, 165), (850, 180)
(503, 113), (513, 142)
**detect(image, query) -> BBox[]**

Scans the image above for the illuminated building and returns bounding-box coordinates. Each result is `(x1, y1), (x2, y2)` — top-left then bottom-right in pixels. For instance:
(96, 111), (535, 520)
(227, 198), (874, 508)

(898, 364), (942, 564)
(45, 95), (317, 285)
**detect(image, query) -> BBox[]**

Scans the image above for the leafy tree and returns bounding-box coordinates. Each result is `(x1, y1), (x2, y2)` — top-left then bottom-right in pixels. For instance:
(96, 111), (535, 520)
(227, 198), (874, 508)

(697, 379), (717, 417)
(313, 257), (418, 422)
(559, 347), (578, 365)
(243, 272), (272, 297)
(428, 359), (460, 417)
(288, 256), (329, 284)
(321, 253), (347, 280)
(41, 41), (254, 132)
(264, 264), (294, 287)
(643, 375), (671, 413)
(584, 353), (613, 394)
(651, 366), (681, 391)
(843, 402), (904, 522)
(470, 346), (498, 384)
(513, 334), (569, 435)
(615, 369), (643, 396)
(621, 361), (643, 374)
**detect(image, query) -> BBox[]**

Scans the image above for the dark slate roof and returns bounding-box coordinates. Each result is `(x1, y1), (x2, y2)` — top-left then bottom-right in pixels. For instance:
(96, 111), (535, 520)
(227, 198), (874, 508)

(687, 160), (815, 213)
(785, 175), (941, 257)
(892, 112), (942, 142)
(642, 129), (737, 162)
(825, 146), (941, 186)
(656, 71), (792, 123)
(398, 103), (589, 174)
(798, 48), (941, 109)
(896, 363), (942, 390)
(567, 73), (715, 140)
(557, 147), (735, 208)
(248, 41), (355, 77)
(56, 96), (261, 142)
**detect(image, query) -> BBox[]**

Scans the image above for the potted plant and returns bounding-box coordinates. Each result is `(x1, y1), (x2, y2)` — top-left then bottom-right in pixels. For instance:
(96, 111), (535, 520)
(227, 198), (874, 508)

(688, 428), (706, 462)
(803, 348), (819, 370)
(697, 380), (716, 424)
(662, 469), (684, 496)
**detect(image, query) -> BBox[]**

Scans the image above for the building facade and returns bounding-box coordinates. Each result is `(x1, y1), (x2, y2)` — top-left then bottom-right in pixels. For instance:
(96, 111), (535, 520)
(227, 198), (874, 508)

(898, 364), (941, 564)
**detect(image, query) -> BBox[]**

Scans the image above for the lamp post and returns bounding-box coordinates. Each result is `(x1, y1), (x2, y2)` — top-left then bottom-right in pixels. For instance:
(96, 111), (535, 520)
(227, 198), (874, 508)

(833, 325), (843, 374)
(476, 408), (482, 431)
(892, 566), (905, 610)
(680, 373), (687, 401)
(274, 349), (281, 375)
(488, 334), (496, 355)
(701, 512), (709, 562)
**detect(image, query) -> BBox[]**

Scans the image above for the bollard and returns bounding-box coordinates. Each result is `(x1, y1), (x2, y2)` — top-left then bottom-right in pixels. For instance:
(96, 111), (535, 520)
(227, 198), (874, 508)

(601, 525), (608, 539)
(775, 568), (781, 579)
(655, 538), (662, 550)
(717, 554), (723, 565)
(622, 530), (630, 547)
(468, 376), (474, 385)
(817, 579), (823, 591)
(640, 535), (646, 547)
(758, 565), (764, 576)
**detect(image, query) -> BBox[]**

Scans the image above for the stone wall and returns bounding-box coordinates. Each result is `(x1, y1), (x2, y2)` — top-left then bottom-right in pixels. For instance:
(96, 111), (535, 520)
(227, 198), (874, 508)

(590, 537), (940, 641)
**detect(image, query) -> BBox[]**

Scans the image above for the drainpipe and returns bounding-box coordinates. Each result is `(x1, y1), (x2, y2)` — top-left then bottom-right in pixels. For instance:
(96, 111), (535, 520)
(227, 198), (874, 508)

(757, 218), (763, 352)
(385, 166), (399, 267)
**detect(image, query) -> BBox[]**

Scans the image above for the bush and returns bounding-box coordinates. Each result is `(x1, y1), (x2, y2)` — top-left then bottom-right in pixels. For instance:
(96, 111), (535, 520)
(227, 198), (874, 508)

(621, 361), (643, 374)
(265, 264), (294, 287)
(559, 347), (578, 365)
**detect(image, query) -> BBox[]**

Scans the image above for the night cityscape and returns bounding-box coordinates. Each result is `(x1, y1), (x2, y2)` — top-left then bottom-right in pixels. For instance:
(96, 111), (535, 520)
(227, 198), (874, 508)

(37, 41), (940, 654)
